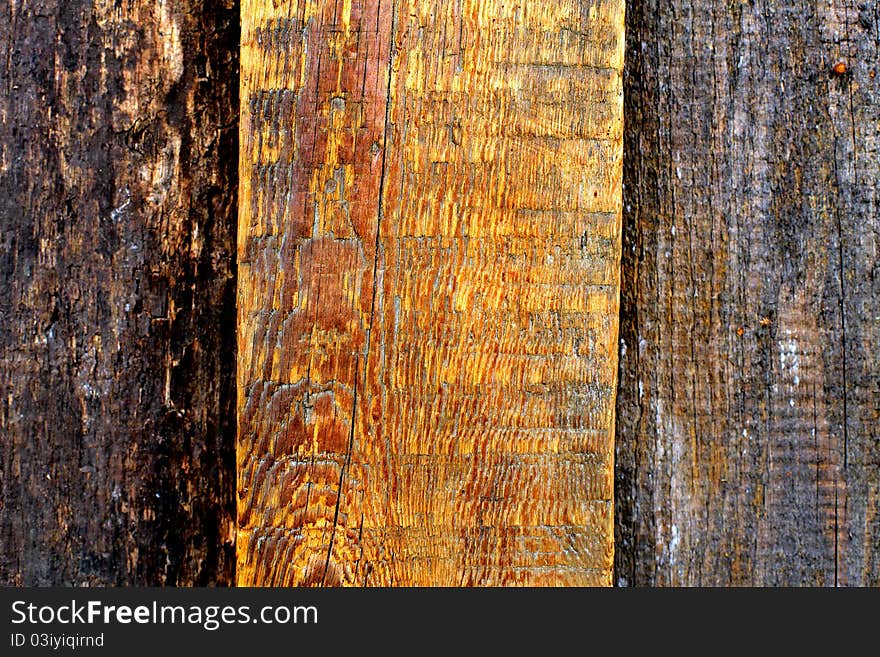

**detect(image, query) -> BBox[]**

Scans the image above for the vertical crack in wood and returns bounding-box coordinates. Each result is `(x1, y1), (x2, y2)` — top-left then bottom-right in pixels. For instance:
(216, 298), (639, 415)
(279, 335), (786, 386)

(322, 0), (402, 585)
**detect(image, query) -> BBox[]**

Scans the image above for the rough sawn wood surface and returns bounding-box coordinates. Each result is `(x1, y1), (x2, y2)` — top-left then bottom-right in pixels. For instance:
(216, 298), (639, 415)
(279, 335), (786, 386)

(237, 0), (625, 586)
(616, 0), (880, 586)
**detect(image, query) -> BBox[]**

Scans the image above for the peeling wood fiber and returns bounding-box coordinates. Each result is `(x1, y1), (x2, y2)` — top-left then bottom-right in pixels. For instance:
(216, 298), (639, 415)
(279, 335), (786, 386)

(238, 0), (625, 586)
(0, 0), (239, 585)
(616, 0), (880, 586)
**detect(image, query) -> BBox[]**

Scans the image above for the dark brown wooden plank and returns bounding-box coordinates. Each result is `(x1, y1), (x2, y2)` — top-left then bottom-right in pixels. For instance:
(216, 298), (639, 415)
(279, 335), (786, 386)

(0, 0), (238, 585)
(616, 0), (880, 585)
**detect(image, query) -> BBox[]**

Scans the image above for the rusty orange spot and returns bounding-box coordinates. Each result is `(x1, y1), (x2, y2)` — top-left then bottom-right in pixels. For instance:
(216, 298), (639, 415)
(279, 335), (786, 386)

(832, 61), (847, 75)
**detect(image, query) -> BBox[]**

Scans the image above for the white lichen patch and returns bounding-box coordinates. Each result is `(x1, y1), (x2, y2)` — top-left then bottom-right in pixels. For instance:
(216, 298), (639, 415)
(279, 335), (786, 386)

(778, 332), (800, 408)
(778, 332), (800, 386)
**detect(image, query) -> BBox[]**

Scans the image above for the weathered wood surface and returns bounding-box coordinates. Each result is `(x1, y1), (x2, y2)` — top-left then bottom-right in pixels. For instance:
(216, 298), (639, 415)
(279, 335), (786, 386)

(616, 0), (880, 585)
(238, 0), (624, 586)
(0, 0), (238, 585)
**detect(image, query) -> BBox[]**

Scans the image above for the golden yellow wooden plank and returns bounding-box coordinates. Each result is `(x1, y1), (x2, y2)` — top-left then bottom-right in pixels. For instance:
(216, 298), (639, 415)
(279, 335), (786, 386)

(237, 0), (624, 586)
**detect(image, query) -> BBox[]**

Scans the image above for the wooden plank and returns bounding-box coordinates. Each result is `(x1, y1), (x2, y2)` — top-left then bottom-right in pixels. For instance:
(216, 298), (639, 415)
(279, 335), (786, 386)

(0, 1), (238, 584)
(616, 0), (880, 585)
(238, 0), (624, 585)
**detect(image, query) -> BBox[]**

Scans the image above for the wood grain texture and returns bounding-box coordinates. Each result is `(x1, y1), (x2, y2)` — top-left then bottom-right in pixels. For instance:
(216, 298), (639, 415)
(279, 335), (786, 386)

(616, 0), (880, 585)
(238, 0), (624, 586)
(0, 0), (238, 585)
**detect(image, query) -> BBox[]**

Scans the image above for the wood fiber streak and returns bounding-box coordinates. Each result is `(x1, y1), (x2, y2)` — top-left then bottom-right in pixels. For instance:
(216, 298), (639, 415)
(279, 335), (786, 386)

(616, 0), (879, 585)
(0, 1), (238, 585)
(238, 0), (624, 586)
